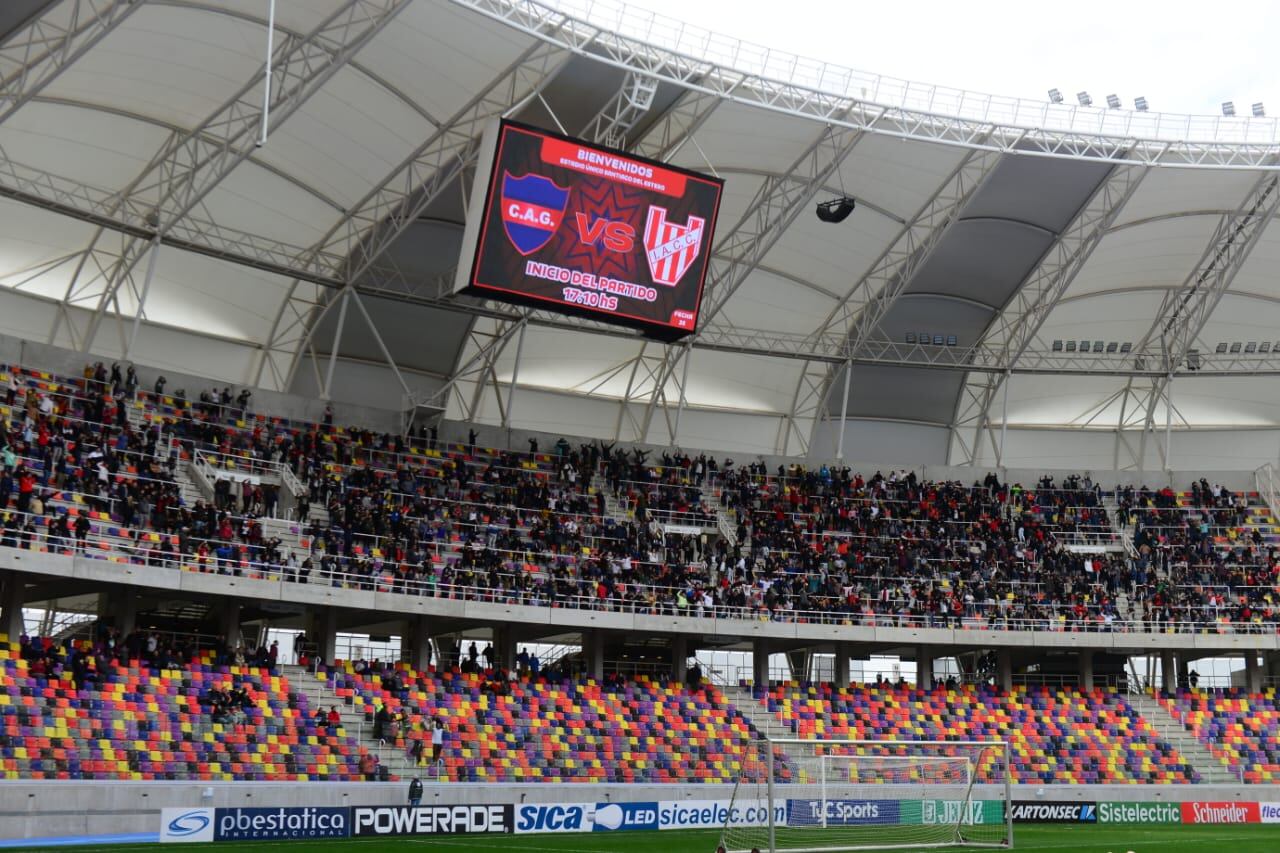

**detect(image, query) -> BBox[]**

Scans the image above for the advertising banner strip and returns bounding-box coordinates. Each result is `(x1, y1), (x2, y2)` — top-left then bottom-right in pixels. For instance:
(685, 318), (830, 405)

(351, 805), (513, 837)
(1097, 802), (1182, 824)
(159, 808), (215, 844)
(1180, 802), (1260, 825)
(785, 800), (902, 827)
(1008, 801), (1097, 823)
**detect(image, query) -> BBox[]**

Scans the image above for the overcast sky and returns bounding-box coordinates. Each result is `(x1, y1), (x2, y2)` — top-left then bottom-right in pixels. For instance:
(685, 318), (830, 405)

(574, 0), (1280, 118)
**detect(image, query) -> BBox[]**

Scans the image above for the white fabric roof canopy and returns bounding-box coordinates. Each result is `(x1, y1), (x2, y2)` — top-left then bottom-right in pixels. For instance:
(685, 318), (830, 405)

(0, 0), (1277, 464)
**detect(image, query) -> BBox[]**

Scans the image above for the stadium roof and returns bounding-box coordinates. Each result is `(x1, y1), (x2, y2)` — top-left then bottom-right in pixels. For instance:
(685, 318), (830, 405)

(1, 0), (1279, 462)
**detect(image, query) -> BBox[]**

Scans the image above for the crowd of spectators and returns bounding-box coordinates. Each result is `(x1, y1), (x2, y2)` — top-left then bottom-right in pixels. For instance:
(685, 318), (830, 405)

(2, 359), (1279, 633)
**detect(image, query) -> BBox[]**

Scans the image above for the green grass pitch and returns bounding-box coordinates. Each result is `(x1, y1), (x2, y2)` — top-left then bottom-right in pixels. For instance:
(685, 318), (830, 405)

(23, 825), (1280, 853)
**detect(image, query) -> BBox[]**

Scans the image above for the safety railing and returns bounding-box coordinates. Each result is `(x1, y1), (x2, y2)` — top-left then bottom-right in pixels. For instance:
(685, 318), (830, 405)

(10, 530), (1280, 636)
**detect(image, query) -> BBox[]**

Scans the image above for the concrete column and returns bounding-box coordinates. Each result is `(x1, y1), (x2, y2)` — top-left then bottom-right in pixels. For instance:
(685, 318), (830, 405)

(834, 643), (851, 687)
(670, 635), (688, 683)
(406, 616), (432, 672)
(916, 646), (934, 690)
(582, 630), (604, 681)
(752, 639), (770, 689)
(1078, 650), (1094, 692)
(220, 599), (242, 650)
(493, 626), (516, 672)
(996, 649), (1012, 692)
(1160, 650), (1176, 693)
(0, 571), (24, 641)
(98, 589), (132, 637)
(1266, 651), (1280, 687)
(317, 607), (338, 664)
(1176, 656), (1190, 691)
(1245, 652), (1262, 694)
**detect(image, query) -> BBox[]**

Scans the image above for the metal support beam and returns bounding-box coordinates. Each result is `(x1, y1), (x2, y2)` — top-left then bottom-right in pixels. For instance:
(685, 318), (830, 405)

(267, 37), (573, 391)
(949, 160), (1150, 464)
(698, 117), (873, 327)
(0, 0), (143, 127)
(811, 144), (1000, 347)
(322, 289), (349, 400)
(502, 317), (527, 429)
(803, 143), (1000, 457)
(1132, 171), (1280, 455)
(582, 70), (658, 148)
(72, 0), (409, 354)
(124, 234), (161, 360)
(835, 359), (851, 460)
(671, 342), (691, 444)
(453, 0), (1280, 170)
(347, 286), (412, 398)
(639, 119), (872, 442)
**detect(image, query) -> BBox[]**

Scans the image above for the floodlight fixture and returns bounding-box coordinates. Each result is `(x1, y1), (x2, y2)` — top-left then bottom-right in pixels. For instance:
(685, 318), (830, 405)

(1253, 102), (1266, 117)
(1216, 342), (1229, 353)
(1230, 342), (1242, 353)
(1077, 91), (1092, 106)
(1246, 342), (1257, 353)
(1134, 96), (1149, 111)
(1052, 340), (1063, 351)
(816, 196), (856, 223)
(905, 332), (917, 343)
(1048, 88), (1064, 104)
(1106, 94), (1121, 109)
(1222, 101), (1236, 116)
(1187, 349), (1202, 370)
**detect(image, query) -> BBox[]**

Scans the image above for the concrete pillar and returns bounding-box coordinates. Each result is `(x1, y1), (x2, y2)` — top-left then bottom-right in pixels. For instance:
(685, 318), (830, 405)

(1160, 650), (1176, 693)
(317, 607), (338, 664)
(752, 639), (770, 689)
(1245, 652), (1262, 694)
(671, 635), (688, 683)
(1266, 651), (1280, 687)
(0, 571), (24, 642)
(834, 643), (851, 687)
(582, 630), (604, 681)
(1078, 650), (1095, 692)
(406, 616), (432, 672)
(1176, 656), (1190, 691)
(220, 599), (242, 650)
(916, 646), (934, 690)
(493, 626), (516, 672)
(98, 589), (133, 637)
(996, 649), (1012, 692)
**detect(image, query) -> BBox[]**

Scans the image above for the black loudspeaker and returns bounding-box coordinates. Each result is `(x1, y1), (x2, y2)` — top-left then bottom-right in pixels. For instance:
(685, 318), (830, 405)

(816, 196), (856, 223)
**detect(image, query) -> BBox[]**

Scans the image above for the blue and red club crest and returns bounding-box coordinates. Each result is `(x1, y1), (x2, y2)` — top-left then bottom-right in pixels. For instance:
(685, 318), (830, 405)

(500, 171), (570, 255)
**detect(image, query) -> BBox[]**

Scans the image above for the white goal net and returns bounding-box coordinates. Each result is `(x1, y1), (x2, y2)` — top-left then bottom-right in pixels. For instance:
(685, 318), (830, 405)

(721, 739), (1011, 853)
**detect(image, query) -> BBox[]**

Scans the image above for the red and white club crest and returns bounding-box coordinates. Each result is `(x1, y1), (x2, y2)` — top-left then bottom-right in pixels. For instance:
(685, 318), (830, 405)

(644, 206), (705, 287)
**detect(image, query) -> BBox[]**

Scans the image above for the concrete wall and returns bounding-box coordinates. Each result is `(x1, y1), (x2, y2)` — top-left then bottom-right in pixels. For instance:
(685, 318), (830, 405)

(0, 779), (1275, 841)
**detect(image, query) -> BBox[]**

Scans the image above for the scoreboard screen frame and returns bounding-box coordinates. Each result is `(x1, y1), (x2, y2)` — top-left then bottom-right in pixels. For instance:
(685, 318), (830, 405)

(453, 118), (724, 341)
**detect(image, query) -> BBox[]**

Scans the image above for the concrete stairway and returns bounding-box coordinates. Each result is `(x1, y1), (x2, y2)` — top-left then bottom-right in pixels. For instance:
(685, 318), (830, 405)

(1127, 692), (1242, 783)
(174, 462), (210, 507)
(279, 664), (413, 778)
(720, 684), (791, 741)
(1102, 492), (1136, 556)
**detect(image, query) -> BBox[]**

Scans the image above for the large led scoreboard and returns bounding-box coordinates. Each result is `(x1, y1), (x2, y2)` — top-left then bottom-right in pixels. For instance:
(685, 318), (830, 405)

(454, 119), (724, 340)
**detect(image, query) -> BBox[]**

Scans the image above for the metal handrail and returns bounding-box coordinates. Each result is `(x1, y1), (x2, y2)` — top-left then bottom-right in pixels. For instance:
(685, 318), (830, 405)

(8, 530), (1280, 635)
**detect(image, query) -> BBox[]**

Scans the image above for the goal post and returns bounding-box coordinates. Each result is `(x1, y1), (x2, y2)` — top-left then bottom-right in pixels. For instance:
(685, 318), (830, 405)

(721, 739), (1012, 853)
